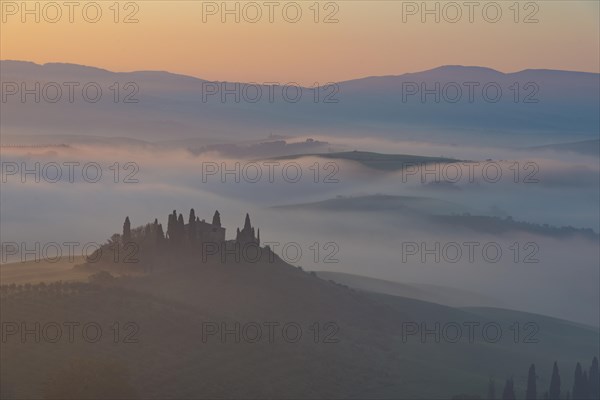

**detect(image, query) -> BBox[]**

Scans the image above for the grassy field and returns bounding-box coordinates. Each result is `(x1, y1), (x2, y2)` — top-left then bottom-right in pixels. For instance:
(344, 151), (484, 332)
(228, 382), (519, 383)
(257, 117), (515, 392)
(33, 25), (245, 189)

(0, 257), (89, 285)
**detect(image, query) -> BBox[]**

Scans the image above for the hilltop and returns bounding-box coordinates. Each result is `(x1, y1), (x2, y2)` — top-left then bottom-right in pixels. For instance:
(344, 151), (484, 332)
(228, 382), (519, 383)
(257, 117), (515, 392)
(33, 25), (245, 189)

(1, 209), (598, 399)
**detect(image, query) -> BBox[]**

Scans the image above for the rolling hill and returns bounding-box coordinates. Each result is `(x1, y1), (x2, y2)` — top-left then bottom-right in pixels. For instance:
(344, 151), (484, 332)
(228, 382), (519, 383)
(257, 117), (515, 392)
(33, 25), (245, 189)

(1, 250), (598, 399)
(263, 151), (462, 171)
(273, 195), (598, 240)
(272, 194), (470, 216)
(315, 271), (504, 308)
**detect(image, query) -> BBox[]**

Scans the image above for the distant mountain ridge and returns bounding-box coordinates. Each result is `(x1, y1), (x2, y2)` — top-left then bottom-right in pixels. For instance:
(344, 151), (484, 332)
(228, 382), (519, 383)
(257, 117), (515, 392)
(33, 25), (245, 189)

(2, 60), (598, 144)
(4, 60), (596, 84)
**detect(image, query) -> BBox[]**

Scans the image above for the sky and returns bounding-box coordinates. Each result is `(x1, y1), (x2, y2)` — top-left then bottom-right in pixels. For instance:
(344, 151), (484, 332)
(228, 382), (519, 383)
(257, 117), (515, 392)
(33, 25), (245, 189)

(1, 0), (599, 84)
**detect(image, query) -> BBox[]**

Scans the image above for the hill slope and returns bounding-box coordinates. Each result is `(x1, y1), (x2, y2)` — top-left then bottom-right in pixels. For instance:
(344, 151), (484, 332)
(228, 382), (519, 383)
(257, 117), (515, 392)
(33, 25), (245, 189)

(1, 253), (598, 399)
(315, 271), (504, 308)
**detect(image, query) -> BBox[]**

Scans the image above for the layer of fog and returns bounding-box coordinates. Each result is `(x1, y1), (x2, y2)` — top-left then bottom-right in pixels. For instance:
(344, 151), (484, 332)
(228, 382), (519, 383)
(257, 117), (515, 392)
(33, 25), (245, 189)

(1, 139), (598, 326)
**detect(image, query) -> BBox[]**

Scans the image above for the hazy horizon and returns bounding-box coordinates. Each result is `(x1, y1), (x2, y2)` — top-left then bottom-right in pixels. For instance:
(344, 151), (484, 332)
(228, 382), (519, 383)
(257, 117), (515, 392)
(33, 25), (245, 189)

(3, 58), (599, 83)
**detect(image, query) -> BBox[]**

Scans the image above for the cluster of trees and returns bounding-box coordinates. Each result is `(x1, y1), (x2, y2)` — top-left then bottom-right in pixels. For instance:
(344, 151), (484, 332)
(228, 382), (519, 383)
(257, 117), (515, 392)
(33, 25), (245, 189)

(442, 215), (597, 240)
(166, 211), (185, 243)
(121, 215), (165, 246)
(163, 208), (219, 244)
(88, 212), (191, 266)
(120, 208), (223, 247)
(490, 357), (599, 400)
(86, 209), (234, 268)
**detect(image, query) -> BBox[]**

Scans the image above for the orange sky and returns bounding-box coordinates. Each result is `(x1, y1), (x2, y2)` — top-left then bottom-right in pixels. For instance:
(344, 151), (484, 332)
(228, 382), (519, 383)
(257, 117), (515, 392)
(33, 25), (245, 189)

(1, 1), (599, 84)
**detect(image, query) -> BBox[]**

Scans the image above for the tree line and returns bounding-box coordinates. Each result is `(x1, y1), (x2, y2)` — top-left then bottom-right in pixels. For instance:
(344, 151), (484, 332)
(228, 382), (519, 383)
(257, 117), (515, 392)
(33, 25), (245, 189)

(489, 357), (599, 400)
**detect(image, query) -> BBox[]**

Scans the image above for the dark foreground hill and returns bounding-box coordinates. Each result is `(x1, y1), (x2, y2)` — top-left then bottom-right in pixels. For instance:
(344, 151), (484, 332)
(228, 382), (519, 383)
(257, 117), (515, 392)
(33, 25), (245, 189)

(1, 250), (598, 399)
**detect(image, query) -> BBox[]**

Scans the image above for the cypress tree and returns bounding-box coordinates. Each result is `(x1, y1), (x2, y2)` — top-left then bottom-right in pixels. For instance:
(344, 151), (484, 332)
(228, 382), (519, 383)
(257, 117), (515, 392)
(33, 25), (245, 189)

(212, 210), (221, 227)
(502, 378), (516, 400)
(167, 214), (171, 240)
(188, 209), (196, 241)
(526, 364), (537, 400)
(123, 217), (131, 243)
(167, 210), (176, 241)
(573, 363), (584, 400)
(549, 361), (561, 400)
(582, 371), (589, 400)
(487, 377), (496, 400)
(589, 357), (599, 400)
(177, 213), (185, 243)
(156, 223), (164, 244)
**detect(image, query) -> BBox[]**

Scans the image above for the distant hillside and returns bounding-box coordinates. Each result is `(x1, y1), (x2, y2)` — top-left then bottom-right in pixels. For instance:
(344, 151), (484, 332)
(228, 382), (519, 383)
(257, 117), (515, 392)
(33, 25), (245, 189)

(190, 138), (332, 158)
(431, 214), (598, 240)
(2, 61), (598, 144)
(274, 195), (598, 240)
(315, 271), (504, 308)
(264, 151), (462, 171)
(272, 194), (470, 216)
(527, 139), (600, 157)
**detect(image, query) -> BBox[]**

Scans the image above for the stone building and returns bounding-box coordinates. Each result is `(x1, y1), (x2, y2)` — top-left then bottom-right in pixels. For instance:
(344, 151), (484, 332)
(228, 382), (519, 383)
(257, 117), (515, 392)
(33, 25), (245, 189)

(194, 210), (226, 243)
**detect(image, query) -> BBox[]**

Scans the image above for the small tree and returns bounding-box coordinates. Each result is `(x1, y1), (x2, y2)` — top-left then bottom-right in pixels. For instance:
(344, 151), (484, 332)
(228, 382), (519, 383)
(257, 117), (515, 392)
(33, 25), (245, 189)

(487, 377), (496, 400)
(122, 216), (131, 243)
(212, 210), (221, 227)
(573, 363), (584, 400)
(502, 378), (516, 400)
(582, 371), (589, 400)
(549, 361), (561, 400)
(188, 209), (196, 242)
(177, 213), (185, 243)
(167, 210), (177, 242)
(526, 364), (537, 400)
(589, 357), (599, 400)
(156, 223), (164, 244)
